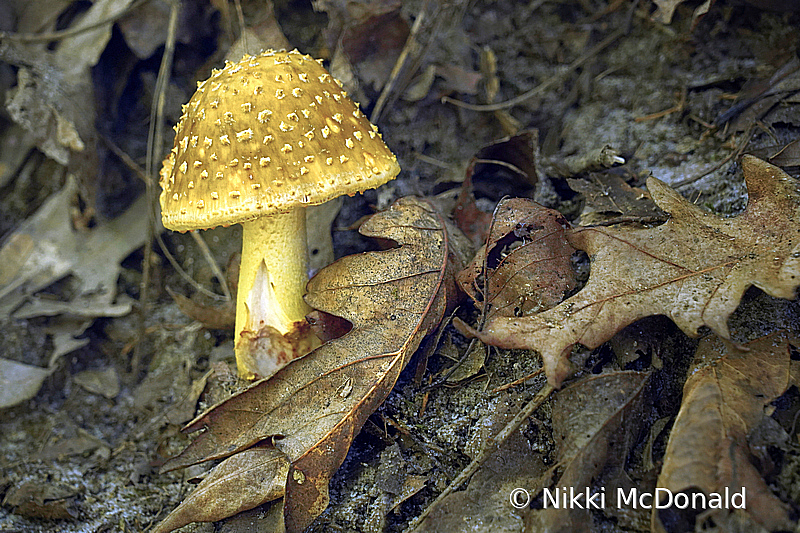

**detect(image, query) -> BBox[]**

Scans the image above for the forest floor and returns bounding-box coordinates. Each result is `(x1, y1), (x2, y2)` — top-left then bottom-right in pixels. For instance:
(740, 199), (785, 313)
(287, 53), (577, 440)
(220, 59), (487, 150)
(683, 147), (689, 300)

(1, 0), (800, 532)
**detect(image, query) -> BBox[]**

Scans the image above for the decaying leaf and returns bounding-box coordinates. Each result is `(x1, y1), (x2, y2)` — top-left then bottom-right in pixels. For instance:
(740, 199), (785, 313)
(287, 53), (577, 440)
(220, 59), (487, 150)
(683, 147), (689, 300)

(466, 156), (800, 387)
(0, 175), (147, 320)
(651, 0), (713, 25)
(2, 479), (78, 520)
(32, 427), (111, 462)
(453, 175), (493, 248)
(529, 371), (650, 533)
(567, 173), (666, 226)
(721, 56), (800, 133)
(458, 197), (576, 318)
(152, 445), (290, 533)
(3, 0), (133, 207)
(654, 331), (796, 532)
(417, 395), (548, 533)
(166, 286), (235, 330)
(157, 197), (464, 532)
(72, 367), (120, 399)
(470, 129), (540, 190)
(341, 9), (408, 92)
(0, 175), (147, 406)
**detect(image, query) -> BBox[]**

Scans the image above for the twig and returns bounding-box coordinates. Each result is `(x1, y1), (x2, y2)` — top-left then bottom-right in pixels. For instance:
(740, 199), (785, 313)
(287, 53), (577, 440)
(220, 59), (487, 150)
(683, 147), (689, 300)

(634, 86), (687, 122)
(423, 196), (509, 392)
(0, 0), (152, 43)
(371, 0), (469, 122)
(404, 383), (556, 533)
(99, 139), (233, 301)
(672, 124), (755, 188)
(490, 367), (544, 394)
(189, 231), (232, 301)
(135, 0), (180, 375)
(442, 29), (625, 112)
(371, 0), (430, 123)
(100, 134), (148, 183)
(156, 232), (230, 301)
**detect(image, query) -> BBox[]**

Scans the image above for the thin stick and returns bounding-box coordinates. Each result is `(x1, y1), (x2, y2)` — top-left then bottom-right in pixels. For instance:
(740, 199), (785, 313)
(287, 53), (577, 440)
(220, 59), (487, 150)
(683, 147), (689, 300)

(100, 138), (232, 301)
(442, 29), (625, 112)
(156, 232), (229, 300)
(370, 0), (429, 123)
(490, 367), (544, 394)
(672, 125), (755, 188)
(189, 230), (232, 301)
(135, 0), (179, 375)
(102, 135), (232, 301)
(404, 383), (556, 532)
(233, 0), (247, 52)
(424, 196), (509, 392)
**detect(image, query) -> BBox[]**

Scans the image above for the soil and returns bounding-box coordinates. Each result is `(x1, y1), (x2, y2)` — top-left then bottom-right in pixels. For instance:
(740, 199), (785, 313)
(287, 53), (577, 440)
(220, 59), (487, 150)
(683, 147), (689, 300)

(1, 1), (800, 532)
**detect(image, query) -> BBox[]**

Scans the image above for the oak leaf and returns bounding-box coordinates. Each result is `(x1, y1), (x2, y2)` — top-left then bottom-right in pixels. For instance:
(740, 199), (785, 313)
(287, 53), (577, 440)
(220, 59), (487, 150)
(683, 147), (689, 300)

(654, 331), (796, 532)
(156, 197), (464, 532)
(457, 197), (576, 318)
(466, 156), (800, 387)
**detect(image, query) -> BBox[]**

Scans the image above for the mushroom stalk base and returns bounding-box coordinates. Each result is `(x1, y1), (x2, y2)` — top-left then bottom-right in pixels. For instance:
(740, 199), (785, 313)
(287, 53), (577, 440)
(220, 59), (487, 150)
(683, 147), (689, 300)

(235, 207), (319, 379)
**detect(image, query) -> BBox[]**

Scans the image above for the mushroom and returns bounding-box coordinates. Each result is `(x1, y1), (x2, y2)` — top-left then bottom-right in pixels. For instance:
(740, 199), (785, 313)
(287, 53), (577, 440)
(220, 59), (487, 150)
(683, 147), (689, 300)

(159, 49), (400, 379)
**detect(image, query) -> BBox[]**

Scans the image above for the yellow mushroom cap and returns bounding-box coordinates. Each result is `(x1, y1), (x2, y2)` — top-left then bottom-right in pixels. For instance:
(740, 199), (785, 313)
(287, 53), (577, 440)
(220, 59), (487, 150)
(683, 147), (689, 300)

(159, 49), (400, 231)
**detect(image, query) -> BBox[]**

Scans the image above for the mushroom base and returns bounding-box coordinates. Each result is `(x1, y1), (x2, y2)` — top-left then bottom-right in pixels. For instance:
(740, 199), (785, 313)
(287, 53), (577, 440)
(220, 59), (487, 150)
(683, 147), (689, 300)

(235, 208), (320, 379)
(237, 320), (319, 379)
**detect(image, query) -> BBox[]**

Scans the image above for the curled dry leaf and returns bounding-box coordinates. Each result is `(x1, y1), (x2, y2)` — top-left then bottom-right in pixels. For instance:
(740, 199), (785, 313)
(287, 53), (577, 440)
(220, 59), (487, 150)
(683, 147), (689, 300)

(465, 156), (800, 387)
(471, 129), (541, 189)
(157, 197), (464, 532)
(654, 331), (796, 532)
(152, 445), (290, 533)
(458, 197), (577, 318)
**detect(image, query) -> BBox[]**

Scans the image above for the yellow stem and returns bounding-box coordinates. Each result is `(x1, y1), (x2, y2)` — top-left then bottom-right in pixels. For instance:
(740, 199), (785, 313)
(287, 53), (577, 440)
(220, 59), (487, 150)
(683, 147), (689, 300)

(235, 207), (312, 377)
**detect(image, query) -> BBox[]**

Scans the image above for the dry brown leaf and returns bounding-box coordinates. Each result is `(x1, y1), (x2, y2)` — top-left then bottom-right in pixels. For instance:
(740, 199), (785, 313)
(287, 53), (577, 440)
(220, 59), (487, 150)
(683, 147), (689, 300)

(725, 56), (800, 133)
(458, 197), (577, 318)
(567, 173), (666, 226)
(3, 0), (132, 209)
(341, 10), (408, 91)
(653, 331), (796, 532)
(157, 197), (463, 532)
(417, 396), (549, 533)
(529, 371), (651, 533)
(452, 175), (493, 248)
(2, 480), (78, 520)
(465, 156), (800, 387)
(152, 445), (290, 533)
(0, 175), (147, 320)
(471, 129), (540, 189)
(0, 358), (54, 409)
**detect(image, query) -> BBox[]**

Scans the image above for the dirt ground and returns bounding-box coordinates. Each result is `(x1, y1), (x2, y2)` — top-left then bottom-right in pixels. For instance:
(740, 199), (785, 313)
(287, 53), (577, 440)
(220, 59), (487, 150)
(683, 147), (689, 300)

(1, 0), (800, 532)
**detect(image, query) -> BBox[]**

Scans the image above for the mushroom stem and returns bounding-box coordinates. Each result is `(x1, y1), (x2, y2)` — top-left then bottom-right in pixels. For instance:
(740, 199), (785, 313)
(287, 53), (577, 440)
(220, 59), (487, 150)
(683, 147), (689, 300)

(235, 206), (318, 378)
